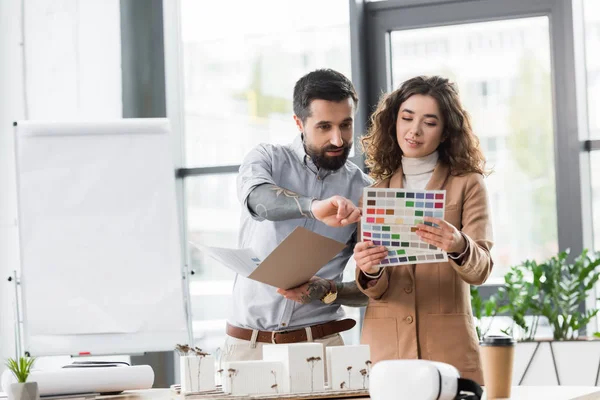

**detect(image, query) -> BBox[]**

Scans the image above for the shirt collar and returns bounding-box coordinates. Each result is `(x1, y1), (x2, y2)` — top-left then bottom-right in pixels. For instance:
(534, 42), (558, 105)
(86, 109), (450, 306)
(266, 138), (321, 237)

(291, 135), (307, 163)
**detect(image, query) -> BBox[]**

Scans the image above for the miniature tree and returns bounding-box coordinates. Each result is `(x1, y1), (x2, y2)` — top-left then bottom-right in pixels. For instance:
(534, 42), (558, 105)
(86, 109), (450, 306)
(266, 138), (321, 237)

(360, 369), (367, 389)
(192, 347), (209, 391)
(175, 344), (193, 391)
(365, 360), (372, 388)
(306, 357), (322, 392)
(346, 366), (353, 389)
(215, 345), (232, 386)
(227, 368), (238, 393)
(270, 370), (279, 393)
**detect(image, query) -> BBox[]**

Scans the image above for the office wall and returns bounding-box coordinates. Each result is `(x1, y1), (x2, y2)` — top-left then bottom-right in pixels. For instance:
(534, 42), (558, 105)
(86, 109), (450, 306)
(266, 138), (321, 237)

(0, 0), (121, 371)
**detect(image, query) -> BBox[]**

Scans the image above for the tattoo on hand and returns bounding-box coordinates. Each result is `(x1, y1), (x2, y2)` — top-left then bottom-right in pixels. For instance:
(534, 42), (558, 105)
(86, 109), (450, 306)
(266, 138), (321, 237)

(299, 279), (329, 304)
(335, 281), (369, 307)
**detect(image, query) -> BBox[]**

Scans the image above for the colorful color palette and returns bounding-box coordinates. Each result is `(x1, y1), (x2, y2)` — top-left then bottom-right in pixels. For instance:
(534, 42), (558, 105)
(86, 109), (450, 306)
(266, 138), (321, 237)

(361, 188), (448, 267)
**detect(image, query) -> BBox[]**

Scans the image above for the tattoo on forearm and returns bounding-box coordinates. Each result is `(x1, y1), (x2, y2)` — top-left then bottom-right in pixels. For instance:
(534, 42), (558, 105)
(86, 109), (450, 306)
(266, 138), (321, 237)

(247, 184), (314, 221)
(300, 279), (330, 304)
(335, 281), (369, 307)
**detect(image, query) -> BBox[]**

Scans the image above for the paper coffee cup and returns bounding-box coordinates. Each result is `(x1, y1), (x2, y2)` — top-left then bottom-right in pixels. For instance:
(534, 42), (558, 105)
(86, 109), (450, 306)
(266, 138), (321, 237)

(480, 335), (515, 399)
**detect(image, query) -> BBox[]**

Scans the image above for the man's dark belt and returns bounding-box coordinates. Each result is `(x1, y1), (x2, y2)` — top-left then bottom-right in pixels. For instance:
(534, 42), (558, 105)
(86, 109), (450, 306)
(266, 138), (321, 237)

(226, 319), (356, 344)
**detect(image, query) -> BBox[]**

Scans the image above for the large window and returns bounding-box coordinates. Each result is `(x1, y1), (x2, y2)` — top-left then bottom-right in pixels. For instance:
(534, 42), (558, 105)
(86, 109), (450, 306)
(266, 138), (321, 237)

(389, 17), (557, 281)
(585, 0), (600, 252)
(186, 174), (238, 351)
(592, 154), (600, 252)
(181, 0), (352, 167)
(180, 0), (358, 352)
(584, 0), (600, 140)
(172, 0), (600, 350)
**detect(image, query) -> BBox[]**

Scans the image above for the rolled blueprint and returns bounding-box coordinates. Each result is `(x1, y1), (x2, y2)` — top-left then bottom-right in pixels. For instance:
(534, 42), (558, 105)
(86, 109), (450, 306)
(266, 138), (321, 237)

(1, 365), (154, 396)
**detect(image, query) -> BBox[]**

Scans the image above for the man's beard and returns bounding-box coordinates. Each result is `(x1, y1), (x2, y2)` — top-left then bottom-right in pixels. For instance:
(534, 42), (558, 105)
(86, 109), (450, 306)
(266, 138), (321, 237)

(303, 137), (352, 171)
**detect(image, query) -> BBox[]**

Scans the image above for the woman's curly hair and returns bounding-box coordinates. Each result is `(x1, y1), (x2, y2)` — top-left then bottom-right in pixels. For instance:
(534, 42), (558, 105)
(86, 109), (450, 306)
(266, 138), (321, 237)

(361, 76), (488, 181)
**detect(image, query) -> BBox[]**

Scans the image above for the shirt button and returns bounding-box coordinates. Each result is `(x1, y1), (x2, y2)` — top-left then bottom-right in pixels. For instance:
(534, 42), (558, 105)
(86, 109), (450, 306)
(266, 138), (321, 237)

(404, 286), (413, 294)
(281, 323), (287, 327)
(406, 316), (414, 324)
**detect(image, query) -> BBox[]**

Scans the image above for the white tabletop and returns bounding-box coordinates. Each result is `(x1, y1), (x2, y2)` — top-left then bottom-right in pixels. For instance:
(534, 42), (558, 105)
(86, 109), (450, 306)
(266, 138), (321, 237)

(99, 387), (600, 399)
(3, 386), (600, 399)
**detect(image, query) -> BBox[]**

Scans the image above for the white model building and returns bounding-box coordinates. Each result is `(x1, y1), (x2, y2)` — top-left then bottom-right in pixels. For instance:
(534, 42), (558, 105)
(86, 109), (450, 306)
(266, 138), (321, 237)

(179, 355), (216, 393)
(263, 342), (325, 393)
(221, 360), (285, 395)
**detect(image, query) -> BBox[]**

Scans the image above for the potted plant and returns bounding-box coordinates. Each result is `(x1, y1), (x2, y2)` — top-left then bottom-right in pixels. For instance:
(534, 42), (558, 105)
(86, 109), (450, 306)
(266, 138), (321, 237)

(471, 271), (529, 342)
(471, 249), (600, 386)
(5, 357), (38, 400)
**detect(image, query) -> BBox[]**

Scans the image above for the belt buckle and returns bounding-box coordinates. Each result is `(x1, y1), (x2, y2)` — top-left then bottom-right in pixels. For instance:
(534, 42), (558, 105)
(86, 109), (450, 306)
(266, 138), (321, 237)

(271, 330), (289, 344)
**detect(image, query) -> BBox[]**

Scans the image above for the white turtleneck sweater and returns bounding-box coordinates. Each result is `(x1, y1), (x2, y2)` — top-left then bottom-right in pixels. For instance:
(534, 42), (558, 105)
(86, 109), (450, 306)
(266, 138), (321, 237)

(401, 151), (439, 189)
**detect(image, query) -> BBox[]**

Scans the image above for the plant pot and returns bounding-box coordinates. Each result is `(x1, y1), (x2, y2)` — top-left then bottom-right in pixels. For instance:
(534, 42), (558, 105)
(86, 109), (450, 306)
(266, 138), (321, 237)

(512, 340), (600, 386)
(513, 341), (556, 386)
(552, 340), (600, 385)
(7, 382), (39, 400)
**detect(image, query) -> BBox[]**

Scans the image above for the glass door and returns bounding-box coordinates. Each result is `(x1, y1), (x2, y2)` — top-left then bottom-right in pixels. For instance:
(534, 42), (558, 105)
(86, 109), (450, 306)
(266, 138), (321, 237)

(389, 17), (557, 281)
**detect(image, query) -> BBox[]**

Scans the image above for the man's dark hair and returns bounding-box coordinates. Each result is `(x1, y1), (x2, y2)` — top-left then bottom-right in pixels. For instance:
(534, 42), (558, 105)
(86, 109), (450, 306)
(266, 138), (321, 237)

(293, 69), (358, 122)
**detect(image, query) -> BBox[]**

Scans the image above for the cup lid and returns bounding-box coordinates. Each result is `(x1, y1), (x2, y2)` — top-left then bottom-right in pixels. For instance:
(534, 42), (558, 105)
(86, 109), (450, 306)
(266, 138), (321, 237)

(480, 335), (515, 346)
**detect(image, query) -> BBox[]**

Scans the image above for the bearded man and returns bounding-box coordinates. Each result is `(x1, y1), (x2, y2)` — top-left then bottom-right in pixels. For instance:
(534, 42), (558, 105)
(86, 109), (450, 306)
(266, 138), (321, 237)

(222, 69), (372, 361)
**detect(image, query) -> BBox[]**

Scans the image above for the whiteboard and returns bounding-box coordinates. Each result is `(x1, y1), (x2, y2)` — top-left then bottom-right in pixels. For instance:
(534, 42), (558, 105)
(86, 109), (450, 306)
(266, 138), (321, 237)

(14, 119), (188, 356)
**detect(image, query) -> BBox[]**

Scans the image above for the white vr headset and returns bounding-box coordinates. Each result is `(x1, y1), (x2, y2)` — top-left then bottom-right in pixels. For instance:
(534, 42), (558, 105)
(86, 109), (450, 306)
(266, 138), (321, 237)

(369, 360), (483, 400)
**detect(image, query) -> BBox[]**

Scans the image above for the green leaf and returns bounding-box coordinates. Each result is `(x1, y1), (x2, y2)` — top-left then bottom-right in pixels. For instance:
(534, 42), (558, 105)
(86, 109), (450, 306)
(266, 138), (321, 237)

(5, 357), (36, 383)
(484, 298), (496, 317)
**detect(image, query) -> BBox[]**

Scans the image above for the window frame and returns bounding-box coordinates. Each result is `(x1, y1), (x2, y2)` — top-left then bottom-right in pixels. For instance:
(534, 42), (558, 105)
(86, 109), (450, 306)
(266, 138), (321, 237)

(360, 0), (594, 302)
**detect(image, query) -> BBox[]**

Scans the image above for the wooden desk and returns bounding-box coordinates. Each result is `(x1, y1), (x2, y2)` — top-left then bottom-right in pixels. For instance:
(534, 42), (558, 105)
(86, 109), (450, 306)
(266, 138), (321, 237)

(98, 386), (600, 400)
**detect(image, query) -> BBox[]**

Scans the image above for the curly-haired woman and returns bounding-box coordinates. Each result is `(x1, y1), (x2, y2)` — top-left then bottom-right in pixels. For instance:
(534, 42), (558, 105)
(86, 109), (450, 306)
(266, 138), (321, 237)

(354, 75), (493, 384)
(277, 75), (493, 384)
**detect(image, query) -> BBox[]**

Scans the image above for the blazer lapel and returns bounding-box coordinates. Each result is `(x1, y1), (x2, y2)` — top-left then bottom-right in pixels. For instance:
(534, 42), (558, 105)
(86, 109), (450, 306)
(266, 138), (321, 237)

(389, 165), (404, 189)
(425, 162), (450, 191)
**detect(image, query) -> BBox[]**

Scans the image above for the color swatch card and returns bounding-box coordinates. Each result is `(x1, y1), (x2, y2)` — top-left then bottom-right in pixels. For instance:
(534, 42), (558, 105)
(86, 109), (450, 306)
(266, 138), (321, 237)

(362, 188), (448, 266)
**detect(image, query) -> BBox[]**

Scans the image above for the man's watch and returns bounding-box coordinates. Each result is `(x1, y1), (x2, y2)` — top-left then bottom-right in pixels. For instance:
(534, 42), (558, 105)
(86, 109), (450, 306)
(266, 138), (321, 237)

(321, 280), (338, 304)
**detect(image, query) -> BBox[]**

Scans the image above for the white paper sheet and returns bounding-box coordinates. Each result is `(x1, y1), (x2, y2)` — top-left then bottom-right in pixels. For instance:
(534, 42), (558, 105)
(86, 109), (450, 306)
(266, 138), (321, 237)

(195, 244), (261, 277)
(1, 366), (153, 396)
